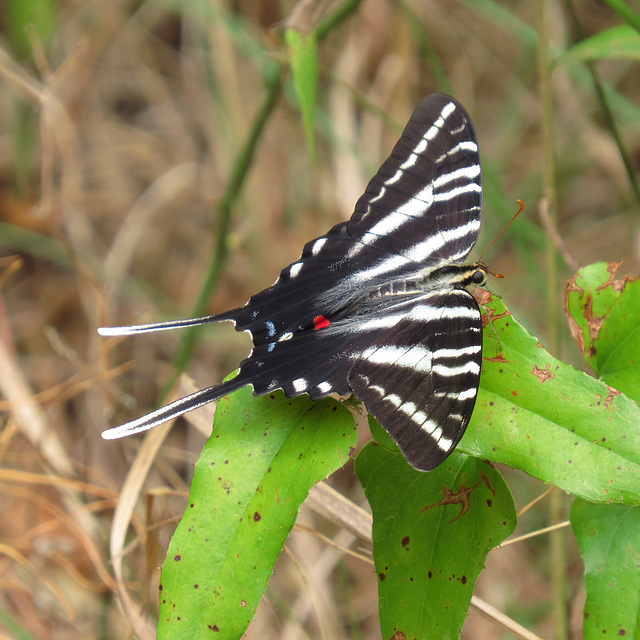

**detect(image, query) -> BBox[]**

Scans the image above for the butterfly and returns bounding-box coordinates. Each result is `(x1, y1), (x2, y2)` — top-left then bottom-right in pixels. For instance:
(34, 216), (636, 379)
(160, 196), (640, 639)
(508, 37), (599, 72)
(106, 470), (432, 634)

(100, 92), (486, 472)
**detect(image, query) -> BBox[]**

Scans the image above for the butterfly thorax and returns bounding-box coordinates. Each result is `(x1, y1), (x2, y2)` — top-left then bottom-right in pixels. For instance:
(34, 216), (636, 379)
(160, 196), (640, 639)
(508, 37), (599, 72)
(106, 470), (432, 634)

(421, 263), (487, 291)
(325, 264), (486, 328)
(356, 263), (486, 304)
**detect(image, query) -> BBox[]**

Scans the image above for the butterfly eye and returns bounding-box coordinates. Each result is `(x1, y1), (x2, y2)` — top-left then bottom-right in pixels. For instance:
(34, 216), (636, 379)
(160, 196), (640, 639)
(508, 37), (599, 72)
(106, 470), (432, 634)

(471, 270), (486, 285)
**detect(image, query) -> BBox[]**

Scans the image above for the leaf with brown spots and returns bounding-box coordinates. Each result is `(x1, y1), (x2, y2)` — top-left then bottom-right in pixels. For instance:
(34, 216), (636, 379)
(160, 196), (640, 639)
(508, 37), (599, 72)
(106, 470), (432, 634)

(158, 385), (356, 638)
(421, 482), (480, 523)
(565, 262), (640, 405)
(356, 447), (515, 640)
(596, 261), (638, 293)
(421, 473), (495, 523)
(531, 364), (555, 382)
(572, 500), (640, 639)
(457, 290), (640, 505)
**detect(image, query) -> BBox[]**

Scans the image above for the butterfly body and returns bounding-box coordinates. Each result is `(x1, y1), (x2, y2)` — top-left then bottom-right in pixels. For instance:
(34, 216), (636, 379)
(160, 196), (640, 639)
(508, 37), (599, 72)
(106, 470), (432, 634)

(100, 92), (485, 471)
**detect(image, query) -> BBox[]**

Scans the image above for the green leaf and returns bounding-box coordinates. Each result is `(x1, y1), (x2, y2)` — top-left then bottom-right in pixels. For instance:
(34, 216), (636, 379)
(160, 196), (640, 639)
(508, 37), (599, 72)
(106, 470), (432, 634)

(356, 442), (516, 640)
(571, 499), (640, 639)
(458, 291), (640, 505)
(565, 261), (640, 402)
(556, 24), (640, 64)
(157, 384), (356, 639)
(285, 28), (318, 160)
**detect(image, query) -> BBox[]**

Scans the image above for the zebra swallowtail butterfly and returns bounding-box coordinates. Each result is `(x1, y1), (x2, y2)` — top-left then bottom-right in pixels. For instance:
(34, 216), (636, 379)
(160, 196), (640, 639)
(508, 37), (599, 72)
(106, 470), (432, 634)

(100, 92), (486, 472)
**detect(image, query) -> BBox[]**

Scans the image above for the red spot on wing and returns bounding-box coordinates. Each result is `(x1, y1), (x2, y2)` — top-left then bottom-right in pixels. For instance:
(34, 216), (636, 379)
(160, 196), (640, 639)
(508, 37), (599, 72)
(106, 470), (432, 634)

(313, 315), (330, 330)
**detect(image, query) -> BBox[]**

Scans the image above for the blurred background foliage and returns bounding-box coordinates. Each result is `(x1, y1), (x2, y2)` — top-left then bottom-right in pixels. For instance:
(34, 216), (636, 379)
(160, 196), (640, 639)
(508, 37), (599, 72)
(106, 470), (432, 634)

(0, 0), (638, 638)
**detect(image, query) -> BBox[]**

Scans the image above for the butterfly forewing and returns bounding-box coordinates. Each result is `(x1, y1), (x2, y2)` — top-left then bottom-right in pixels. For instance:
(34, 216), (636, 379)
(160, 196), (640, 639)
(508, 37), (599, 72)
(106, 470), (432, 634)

(225, 93), (482, 347)
(348, 93), (482, 264)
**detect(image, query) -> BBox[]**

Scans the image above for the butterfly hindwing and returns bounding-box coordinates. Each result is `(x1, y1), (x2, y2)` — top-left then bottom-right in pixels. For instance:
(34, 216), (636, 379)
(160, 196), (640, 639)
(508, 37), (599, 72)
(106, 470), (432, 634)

(348, 289), (482, 471)
(348, 92), (482, 264)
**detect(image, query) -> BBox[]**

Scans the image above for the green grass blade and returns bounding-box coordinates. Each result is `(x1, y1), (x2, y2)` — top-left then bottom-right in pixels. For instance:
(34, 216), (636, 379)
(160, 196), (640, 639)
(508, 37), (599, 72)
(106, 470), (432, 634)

(286, 28), (318, 161)
(6, 0), (58, 56)
(556, 24), (640, 64)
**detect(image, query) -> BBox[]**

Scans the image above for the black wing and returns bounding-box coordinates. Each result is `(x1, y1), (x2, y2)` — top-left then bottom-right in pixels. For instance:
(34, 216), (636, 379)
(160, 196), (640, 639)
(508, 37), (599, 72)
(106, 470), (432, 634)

(348, 290), (482, 471)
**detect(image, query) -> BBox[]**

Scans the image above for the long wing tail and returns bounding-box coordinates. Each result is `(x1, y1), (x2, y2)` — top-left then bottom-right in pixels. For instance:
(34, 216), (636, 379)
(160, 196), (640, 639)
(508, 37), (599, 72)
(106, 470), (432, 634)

(101, 375), (247, 439)
(98, 310), (239, 336)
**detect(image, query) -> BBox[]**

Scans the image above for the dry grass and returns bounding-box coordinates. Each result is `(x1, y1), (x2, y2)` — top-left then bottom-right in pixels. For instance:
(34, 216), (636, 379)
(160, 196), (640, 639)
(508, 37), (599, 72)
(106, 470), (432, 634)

(0, 0), (638, 638)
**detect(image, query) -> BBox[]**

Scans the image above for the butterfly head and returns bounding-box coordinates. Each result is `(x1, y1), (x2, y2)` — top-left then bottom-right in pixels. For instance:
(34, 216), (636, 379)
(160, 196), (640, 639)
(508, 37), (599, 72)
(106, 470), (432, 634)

(470, 266), (487, 286)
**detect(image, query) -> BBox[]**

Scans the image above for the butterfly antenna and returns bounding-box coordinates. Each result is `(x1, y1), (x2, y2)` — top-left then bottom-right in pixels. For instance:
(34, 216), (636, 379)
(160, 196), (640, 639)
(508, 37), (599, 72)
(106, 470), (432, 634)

(477, 199), (524, 267)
